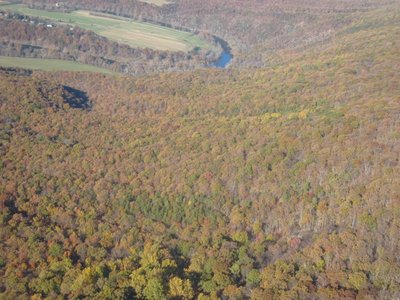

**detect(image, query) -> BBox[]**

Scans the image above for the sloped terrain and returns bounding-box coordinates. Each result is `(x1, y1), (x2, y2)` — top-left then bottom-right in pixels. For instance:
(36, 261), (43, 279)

(0, 3), (399, 300)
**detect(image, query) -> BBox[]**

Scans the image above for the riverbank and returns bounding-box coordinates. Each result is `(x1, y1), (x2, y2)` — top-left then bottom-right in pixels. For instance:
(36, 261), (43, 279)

(212, 35), (233, 68)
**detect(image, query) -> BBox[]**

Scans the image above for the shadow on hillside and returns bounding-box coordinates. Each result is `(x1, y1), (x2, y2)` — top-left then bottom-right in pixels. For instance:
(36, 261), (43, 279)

(63, 86), (91, 110)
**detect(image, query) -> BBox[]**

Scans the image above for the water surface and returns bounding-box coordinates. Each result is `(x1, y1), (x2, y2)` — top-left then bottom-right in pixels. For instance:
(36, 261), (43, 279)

(214, 51), (232, 68)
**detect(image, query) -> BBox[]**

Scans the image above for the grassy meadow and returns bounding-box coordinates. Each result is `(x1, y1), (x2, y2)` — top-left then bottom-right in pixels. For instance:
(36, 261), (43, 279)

(139, 0), (171, 6)
(0, 56), (115, 74)
(0, 3), (209, 51)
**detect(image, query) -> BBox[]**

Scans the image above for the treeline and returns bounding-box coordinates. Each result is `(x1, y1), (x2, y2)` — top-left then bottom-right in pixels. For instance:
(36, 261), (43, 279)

(0, 14), (222, 76)
(1, 9), (400, 299)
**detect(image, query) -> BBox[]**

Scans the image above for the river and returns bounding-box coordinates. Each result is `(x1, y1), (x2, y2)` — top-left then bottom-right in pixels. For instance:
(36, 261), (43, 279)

(214, 51), (232, 68)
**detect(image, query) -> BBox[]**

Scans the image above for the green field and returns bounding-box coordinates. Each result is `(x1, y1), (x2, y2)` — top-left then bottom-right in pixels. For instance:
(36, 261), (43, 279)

(139, 0), (171, 6)
(0, 3), (209, 51)
(0, 56), (115, 74)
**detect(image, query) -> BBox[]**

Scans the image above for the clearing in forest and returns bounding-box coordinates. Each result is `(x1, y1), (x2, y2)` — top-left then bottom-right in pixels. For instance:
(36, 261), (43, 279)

(139, 0), (172, 6)
(0, 3), (209, 51)
(0, 56), (116, 74)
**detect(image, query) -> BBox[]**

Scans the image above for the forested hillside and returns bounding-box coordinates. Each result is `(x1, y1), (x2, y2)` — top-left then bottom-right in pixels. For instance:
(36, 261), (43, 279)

(0, 4), (399, 299)
(12, 0), (397, 67)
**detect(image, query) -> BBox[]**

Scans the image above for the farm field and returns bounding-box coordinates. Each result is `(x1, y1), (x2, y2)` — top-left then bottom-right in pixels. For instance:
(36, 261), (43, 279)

(0, 3), (209, 51)
(0, 56), (115, 74)
(139, 0), (171, 6)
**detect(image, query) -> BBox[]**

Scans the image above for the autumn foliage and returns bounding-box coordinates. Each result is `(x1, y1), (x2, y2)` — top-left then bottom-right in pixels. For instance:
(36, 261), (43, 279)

(0, 2), (399, 299)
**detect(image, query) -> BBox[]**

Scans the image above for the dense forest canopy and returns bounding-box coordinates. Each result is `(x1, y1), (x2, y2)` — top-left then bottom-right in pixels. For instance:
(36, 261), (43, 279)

(0, 0), (399, 299)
